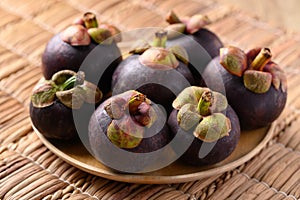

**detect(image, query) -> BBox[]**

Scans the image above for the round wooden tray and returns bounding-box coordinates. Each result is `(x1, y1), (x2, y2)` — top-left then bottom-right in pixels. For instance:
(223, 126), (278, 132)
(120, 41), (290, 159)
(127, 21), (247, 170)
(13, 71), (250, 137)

(32, 122), (274, 184)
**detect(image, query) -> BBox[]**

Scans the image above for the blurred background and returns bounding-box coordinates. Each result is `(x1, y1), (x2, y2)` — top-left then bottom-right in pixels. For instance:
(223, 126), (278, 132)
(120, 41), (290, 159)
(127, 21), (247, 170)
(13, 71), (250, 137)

(216, 0), (300, 32)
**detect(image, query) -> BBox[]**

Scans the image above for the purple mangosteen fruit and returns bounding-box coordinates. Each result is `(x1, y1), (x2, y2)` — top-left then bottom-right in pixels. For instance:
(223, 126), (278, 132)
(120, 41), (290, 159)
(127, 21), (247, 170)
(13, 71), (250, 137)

(41, 12), (122, 94)
(30, 70), (102, 140)
(165, 11), (224, 85)
(167, 86), (240, 166)
(112, 31), (195, 113)
(88, 90), (171, 172)
(203, 46), (287, 130)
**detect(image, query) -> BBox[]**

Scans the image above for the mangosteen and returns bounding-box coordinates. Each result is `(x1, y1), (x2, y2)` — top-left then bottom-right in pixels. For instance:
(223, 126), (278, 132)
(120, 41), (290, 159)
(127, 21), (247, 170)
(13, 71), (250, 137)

(167, 86), (240, 166)
(88, 90), (171, 173)
(164, 11), (224, 84)
(112, 30), (195, 113)
(41, 12), (122, 94)
(203, 46), (287, 130)
(30, 70), (102, 140)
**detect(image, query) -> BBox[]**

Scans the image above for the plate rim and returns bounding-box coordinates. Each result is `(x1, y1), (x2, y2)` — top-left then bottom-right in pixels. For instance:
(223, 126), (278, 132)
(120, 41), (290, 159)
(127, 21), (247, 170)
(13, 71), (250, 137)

(32, 121), (275, 184)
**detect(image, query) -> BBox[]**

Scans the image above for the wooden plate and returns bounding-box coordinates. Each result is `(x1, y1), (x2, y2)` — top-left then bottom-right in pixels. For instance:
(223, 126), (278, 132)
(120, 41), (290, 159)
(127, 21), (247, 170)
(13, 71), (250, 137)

(33, 122), (274, 184)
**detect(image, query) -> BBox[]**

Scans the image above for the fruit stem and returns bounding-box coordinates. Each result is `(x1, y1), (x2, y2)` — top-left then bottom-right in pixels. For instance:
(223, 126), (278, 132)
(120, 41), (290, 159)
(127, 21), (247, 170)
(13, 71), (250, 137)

(128, 93), (146, 114)
(250, 48), (272, 71)
(83, 12), (98, 29)
(166, 10), (182, 24)
(61, 76), (76, 90)
(152, 30), (167, 48)
(197, 90), (213, 116)
(60, 71), (84, 91)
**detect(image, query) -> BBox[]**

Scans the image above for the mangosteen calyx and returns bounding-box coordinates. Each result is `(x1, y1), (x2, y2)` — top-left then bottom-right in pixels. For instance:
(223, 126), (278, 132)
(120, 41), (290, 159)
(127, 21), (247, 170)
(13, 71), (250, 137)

(219, 46), (287, 94)
(219, 46), (247, 77)
(173, 86), (231, 143)
(31, 70), (102, 109)
(61, 25), (91, 46)
(88, 28), (113, 45)
(61, 12), (121, 46)
(165, 10), (211, 38)
(128, 30), (189, 70)
(104, 91), (158, 149)
(139, 47), (179, 70)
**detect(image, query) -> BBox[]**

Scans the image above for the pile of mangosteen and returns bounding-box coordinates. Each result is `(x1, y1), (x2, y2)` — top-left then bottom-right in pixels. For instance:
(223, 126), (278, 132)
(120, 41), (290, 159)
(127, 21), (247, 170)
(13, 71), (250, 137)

(30, 11), (287, 173)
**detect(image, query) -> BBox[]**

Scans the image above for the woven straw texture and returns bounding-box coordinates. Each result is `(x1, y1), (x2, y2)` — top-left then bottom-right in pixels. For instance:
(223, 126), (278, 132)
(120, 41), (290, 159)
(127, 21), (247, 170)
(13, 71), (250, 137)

(1, 0), (300, 199)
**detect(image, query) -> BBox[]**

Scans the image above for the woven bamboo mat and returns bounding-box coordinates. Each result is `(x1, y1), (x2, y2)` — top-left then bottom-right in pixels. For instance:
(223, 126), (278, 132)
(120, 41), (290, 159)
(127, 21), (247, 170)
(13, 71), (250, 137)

(0, 0), (300, 199)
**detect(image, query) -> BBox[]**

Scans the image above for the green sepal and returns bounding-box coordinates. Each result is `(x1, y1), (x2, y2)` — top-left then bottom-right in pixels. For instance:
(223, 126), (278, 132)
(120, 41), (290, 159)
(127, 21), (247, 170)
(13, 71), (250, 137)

(177, 103), (202, 131)
(31, 81), (57, 108)
(194, 113), (231, 143)
(107, 116), (144, 149)
(243, 70), (272, 94)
